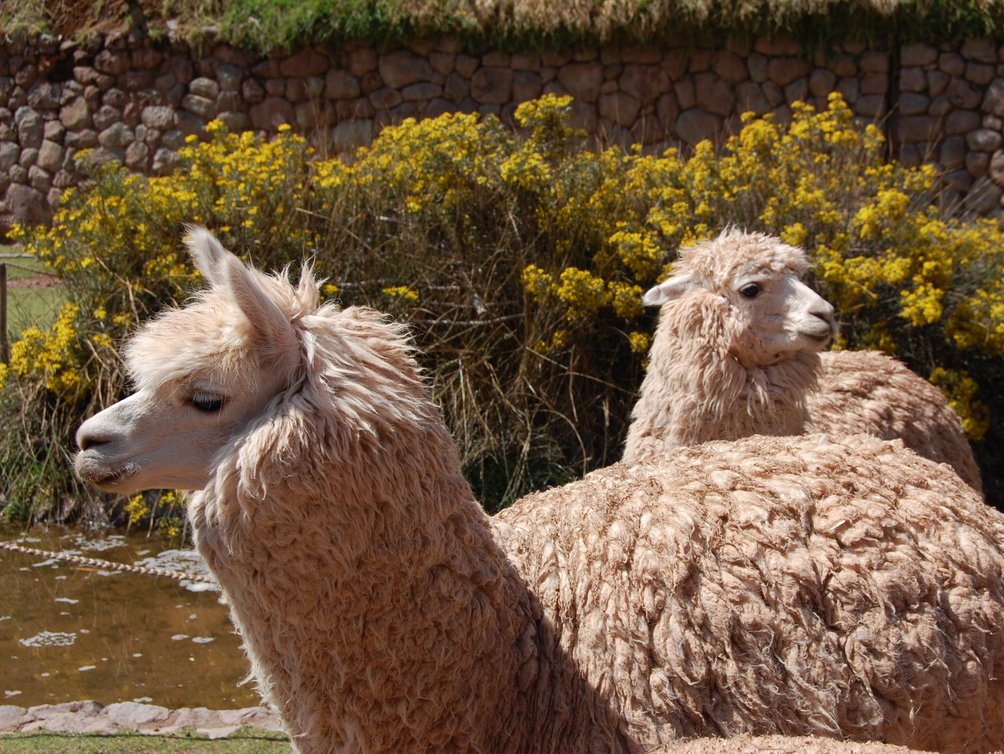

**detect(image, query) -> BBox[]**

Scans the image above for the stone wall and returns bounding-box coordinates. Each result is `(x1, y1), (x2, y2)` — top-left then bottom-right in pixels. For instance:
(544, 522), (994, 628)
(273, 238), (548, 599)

(3, 29), (1004, 233)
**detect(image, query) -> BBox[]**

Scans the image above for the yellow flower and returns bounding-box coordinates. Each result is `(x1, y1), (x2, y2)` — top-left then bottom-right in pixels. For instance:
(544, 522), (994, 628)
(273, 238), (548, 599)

(900, 283), (943, 326)
(628, 331), (651, 354)
(554, 268), (610, 323)
(608, 280), (644, 320)
(382, 285), (419, 302)
(929, 368), (990, 440)
(125, 494), (149, 525)
(780, 222), (808, 247)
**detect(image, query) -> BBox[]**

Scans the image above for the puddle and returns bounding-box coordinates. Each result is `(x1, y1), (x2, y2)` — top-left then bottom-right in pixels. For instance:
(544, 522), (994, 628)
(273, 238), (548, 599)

(0, 524), (259, 709)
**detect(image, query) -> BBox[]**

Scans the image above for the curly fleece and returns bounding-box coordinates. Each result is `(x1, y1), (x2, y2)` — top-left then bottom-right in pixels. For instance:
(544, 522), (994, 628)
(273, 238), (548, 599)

(807, 349), (982, 492)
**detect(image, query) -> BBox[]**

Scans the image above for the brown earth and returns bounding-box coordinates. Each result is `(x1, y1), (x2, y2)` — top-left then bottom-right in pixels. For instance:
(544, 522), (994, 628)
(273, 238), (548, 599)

(38, 0), (159, 39)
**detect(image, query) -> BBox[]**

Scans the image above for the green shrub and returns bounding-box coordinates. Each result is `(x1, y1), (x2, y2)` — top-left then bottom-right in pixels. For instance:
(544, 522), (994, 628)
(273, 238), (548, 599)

(3, 94), (1003, 521)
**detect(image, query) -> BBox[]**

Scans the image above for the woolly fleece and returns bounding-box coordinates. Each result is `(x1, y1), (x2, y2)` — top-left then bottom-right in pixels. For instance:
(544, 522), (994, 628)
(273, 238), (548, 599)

(807, 349), (982, 492)
(499, 433), (1004, 752)
(668, 735), (932, 754)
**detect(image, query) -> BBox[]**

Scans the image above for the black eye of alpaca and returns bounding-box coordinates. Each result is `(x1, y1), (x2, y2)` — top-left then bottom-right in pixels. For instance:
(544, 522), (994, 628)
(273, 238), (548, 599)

(190, 394), (225, 413)
(739, 283), (761, 299)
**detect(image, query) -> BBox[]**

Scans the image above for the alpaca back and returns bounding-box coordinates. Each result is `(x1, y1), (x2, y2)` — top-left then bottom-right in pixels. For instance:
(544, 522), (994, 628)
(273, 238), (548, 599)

(667, 734), (930, 754)
(497, 433), (1004, 752)
(806, 350), (982, 491)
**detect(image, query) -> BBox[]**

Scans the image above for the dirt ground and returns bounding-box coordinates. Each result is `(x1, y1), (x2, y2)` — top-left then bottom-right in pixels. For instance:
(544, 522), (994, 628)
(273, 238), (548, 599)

(38, 0), (159, 38)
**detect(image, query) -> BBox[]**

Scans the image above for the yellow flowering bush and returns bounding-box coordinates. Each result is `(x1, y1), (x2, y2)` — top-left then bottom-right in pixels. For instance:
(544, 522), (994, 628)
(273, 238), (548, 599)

(8, 304), (85, 402)
(930, 368), (991, 440)
(124, 490), (187, 541)
(516, 93), (1004, 456)
(2, 121), (326, 520)
(4, 94), (1004, 518)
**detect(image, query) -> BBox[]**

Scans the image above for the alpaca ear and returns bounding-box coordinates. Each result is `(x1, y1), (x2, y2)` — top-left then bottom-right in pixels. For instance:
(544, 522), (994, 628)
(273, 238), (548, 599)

(185, 226), (233, 286)
(221, 255), (300, 361)
(296, 264), (319, 308)
(642, 273), (696, 306)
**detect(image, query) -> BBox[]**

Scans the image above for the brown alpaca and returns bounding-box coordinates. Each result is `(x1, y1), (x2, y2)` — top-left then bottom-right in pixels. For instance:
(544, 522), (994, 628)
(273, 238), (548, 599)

(75, 229), (1004, 753)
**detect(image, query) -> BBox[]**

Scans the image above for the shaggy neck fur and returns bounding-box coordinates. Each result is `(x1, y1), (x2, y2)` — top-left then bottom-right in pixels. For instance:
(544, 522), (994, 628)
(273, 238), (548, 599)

(187, 305), (612, 754)
(623, 292), (820, 463)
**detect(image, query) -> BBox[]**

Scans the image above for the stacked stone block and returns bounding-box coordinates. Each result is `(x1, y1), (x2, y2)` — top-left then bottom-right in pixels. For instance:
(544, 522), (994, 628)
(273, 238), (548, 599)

(3, 28), (1004, 232)
(897, 40), (1004, 214)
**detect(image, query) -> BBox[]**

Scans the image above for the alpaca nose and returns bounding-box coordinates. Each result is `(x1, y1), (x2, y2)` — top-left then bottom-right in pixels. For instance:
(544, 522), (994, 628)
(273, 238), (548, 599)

(812, 300), (837, 332)
(77, 424), (111, 452)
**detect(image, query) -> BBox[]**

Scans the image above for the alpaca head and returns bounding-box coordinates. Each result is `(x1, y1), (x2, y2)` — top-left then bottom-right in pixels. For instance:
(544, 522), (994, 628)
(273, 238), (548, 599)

(642, 229), (836, 366)
(74, 228), (312, 492)
(74, 228), (424, 495)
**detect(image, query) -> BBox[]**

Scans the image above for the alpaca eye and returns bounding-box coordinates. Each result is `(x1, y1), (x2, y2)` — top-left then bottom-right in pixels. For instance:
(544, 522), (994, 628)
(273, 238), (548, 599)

(190, 394), (225, 413)
(739, 283), (761, 299)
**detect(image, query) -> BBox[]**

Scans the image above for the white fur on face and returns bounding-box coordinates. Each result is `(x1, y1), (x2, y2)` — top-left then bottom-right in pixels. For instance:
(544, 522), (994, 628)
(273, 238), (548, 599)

(642, 230), (836, 368)
(74, 366), (289, 493)
(727, 274), (836, 365)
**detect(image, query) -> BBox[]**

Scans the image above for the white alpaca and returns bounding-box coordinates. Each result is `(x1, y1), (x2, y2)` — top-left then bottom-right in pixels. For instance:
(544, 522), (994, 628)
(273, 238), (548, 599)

(623, 229), (982, 492)
(622, 229), (836, 462)
(75, 230), (1004, 753)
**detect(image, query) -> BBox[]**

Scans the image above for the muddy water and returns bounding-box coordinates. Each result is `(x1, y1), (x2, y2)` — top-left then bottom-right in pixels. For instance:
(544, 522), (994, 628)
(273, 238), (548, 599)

(0, 525), (260, 709)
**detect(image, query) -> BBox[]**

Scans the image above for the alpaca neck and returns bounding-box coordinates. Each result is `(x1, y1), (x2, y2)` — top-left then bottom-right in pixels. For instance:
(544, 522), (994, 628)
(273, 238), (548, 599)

(189, 396), (561, 754)
(623, 313), (818, 462)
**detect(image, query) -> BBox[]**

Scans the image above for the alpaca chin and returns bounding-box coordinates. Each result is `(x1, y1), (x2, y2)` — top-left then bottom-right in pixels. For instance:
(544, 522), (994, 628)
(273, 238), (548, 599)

(74, 452), (140, 492)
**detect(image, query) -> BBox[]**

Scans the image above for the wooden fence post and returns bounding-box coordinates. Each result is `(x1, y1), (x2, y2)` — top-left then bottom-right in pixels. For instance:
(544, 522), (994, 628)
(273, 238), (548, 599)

(1, 263), (7, 365)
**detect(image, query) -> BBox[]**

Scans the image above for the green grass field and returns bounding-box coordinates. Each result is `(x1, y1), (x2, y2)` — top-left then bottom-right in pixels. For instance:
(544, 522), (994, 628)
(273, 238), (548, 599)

(1, 249), (64, 340)
(0, 730), (291, 754)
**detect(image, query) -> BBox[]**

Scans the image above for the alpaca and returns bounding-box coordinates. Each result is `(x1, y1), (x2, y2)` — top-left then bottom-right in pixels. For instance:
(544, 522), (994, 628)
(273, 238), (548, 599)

(75, 230), (1004, 753)
(622, 229), (836, 462)
(808, 349), (982, 492)
(622, 229), (982, 493)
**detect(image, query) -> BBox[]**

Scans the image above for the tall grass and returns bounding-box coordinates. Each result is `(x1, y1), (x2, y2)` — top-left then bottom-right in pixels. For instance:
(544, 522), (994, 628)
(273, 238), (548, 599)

(5, 0), (1004, 51)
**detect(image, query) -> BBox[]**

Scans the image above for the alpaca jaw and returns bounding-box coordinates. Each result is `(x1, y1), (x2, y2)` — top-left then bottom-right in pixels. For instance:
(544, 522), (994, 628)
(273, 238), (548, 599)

(74, 452), (141, 491)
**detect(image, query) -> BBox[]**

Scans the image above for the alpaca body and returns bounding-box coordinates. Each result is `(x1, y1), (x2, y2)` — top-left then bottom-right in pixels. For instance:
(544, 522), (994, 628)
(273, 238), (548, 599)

(671, 735), (931, 754)
(500, 433), (1004, 752)
(808, 349), (982, 491)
